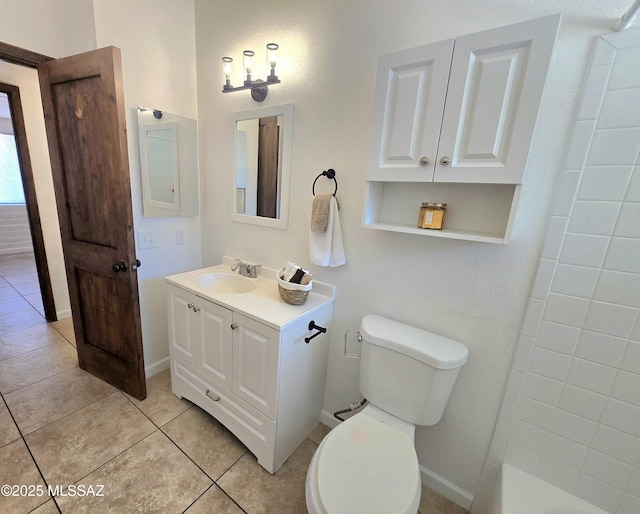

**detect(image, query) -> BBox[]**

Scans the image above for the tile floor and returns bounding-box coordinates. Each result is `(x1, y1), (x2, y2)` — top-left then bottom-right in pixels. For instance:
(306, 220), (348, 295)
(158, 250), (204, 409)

(0, 252), (468, 513)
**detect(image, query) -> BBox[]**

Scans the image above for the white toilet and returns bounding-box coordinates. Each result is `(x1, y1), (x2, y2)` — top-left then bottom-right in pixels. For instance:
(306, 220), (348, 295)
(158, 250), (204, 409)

(306, 314), (469, 514)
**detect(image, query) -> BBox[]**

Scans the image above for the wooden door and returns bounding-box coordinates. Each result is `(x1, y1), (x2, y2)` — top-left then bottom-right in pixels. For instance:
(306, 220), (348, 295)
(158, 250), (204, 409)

(38, 46), (146, 400)
(366, 39), (453, 182)
(257, 116), (278, 217)
(434, 14), (560, 184)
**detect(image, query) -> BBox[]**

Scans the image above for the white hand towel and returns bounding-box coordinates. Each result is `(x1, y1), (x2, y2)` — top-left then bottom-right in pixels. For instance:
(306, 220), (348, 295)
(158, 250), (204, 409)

(310, 196), (346, 267)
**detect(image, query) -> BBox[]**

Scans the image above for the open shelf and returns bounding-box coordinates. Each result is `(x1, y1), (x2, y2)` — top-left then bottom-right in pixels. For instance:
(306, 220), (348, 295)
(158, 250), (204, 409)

(363, 181), (521, 244)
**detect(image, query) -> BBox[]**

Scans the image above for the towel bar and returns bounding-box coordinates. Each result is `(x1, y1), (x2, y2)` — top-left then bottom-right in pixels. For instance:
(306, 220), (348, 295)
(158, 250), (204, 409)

(312, 169), (337, 196)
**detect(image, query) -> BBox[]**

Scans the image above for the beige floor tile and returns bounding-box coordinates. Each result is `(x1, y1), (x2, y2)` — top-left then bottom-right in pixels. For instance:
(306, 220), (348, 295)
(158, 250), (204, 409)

(126, 368), (191, 426)
(0, 286), (20, 300)
(0, 324), (66, 362)
(4, 272), (39, 286)
(217, 438), (317, 514)
(25, 392), (156, 485)
(0, 400), (20, 448)
(0, 308), (46, 335)
(24, 293), (45, 313)
(51, 317), (75, 342)
(0, 342), (78, 393)
(56, 430), (212, 514)
(418, 485), (468, 514)
(12, 281), (42, 297)
(185, 484), (244, 514)
(5, 367), (117, 435)
(307, 423), (331, 445)
(162, 406), (247, 480)
(31, 500), (60, 514)
(0, 439), (48, 514)
(0, 295), (32, 316)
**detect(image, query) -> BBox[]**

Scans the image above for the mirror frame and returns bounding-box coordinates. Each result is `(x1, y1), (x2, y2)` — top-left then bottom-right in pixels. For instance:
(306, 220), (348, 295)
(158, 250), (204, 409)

(230, 103), (294, 229)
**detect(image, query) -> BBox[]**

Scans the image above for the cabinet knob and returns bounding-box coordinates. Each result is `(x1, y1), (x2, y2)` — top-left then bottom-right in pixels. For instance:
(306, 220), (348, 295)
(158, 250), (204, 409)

(193, 305), (200, 312)
(187, 302), (194, 309)
(230, 323), (238, 330)
(439, 156), (451, 166)
(419, 156), (429, 166)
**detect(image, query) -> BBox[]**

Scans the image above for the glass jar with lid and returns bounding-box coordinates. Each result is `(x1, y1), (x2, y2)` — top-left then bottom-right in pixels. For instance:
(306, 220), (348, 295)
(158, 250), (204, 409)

(418, 203), (447, 230)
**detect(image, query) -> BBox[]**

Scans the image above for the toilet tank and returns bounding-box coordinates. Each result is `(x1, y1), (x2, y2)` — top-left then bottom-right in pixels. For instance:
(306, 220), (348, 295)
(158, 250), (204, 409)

(359, 315), (468, 426)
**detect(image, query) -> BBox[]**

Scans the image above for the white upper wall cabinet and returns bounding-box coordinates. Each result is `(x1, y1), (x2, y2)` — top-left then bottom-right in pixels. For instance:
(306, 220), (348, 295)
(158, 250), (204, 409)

(367, 14), (560, 185)
(363, 15), (560, 243)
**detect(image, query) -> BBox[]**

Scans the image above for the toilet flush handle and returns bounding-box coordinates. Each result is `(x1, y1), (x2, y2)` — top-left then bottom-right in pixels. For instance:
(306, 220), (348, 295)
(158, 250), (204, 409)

(344, 330), (362, 359)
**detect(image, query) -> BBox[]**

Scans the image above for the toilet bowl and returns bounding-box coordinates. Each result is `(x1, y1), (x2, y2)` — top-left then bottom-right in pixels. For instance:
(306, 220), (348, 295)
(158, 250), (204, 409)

(306, 315), (468, 514)
(306, 404), (421, 514)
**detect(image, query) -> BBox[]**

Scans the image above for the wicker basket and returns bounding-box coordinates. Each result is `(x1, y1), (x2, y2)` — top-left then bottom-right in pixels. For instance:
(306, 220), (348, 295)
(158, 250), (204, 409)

(277, 269), (312, 305)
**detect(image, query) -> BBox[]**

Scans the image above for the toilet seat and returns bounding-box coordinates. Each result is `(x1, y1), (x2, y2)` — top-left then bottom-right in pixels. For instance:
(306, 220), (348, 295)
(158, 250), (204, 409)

(308, 408), (421, 514)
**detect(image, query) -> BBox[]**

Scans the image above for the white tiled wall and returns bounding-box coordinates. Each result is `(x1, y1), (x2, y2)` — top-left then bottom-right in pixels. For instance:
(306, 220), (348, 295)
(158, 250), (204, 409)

(474, 29), (640, 514)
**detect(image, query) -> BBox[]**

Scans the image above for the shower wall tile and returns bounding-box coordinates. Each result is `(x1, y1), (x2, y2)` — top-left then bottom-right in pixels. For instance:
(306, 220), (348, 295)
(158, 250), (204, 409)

(559, 233), (609, 267)
(536, 321), (581, 354)
(583, 301), (638, 339)
(551, 171), (580, 215)
(577, 65), (610, 120)
(477, 31), (640, 514)
(567, 200), (621, 235)
(614, 203), (640, 238)
(577, 166), (633, 201)
(608, 47), (640, 89)
(594, 271), (640, 308)
(575, 331), (628, 367)
(551, 264), (600, 299)
(586, 127), (640, 166)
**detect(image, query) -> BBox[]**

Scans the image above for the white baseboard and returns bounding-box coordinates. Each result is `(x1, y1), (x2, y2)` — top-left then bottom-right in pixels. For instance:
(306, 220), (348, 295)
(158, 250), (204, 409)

(145, 357), (170, 378)
(56, 308), (72, 320)
(420, 464), (473, 510)
(320, 409), (473, 510)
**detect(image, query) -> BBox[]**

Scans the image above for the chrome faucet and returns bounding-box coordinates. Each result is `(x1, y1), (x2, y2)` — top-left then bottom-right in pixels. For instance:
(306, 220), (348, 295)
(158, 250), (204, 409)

(231, 259), (262, 278)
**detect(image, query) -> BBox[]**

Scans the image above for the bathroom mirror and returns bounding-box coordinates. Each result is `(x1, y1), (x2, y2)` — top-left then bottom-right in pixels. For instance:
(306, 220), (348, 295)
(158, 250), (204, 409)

(137, 107), (199, 217)
(231, 103), (294, 229)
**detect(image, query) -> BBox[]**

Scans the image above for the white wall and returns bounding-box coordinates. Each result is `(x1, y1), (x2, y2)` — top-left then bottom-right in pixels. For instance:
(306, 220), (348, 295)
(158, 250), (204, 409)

(194, 0), (634, 505)
(0, 61), (71, 319)
(0, 0), (96, 58)
(476, 29), (640, 514)
(92, 0), (201, 376)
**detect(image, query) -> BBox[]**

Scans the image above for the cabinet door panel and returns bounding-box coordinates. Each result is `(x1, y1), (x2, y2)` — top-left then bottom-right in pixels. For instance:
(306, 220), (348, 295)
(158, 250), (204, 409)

(367, 39), (453, 182)
(435, 14), (560, 183)
(167, 286), (198, 366)
(199, 300), (233, 389)
(232, 314), (279, 420)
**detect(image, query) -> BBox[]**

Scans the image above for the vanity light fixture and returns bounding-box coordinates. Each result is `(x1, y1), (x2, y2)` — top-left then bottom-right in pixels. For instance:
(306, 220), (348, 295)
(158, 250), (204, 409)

(222, 43), (281, 102)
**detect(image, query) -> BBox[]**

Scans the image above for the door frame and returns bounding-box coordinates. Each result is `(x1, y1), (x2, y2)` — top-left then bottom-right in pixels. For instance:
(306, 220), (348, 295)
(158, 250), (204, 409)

(0, 41), (56, 321)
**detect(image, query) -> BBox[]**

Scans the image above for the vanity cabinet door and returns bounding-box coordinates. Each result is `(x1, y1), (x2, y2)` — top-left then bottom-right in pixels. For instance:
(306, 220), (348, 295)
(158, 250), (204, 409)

(366, 39), (453, 182)
(199, 300), (234, 390)
(167, 285), (199, 367)
(232, 313), (279, 420)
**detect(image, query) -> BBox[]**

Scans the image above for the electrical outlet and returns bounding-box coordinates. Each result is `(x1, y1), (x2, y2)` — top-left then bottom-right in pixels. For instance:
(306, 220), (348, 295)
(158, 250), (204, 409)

(176, 229), (186, 245)
(137, 231), (157, 250)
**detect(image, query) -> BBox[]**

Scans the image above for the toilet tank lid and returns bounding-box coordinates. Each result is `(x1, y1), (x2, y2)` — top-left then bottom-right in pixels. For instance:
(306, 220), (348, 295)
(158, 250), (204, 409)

(360, 315), (469, 369)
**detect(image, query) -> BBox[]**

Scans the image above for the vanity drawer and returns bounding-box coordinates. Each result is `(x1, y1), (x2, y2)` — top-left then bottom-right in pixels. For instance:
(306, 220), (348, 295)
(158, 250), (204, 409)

(171, 358), (277, 468)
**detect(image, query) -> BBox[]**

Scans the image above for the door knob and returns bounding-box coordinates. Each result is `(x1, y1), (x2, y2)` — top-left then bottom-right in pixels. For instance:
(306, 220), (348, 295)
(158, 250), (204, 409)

(439, 156), (451, 166)
(131, 259), (141, 270)
(112, 261), (128, 272)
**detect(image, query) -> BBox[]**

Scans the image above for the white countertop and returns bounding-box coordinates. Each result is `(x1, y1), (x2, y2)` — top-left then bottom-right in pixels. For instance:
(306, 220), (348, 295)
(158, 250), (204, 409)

(165, 258), (335, 330)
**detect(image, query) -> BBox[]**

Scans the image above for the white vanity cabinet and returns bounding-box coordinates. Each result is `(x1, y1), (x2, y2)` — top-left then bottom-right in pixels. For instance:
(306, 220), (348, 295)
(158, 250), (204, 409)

(165, 266), (334, 474)
(364, 14), (561, 243)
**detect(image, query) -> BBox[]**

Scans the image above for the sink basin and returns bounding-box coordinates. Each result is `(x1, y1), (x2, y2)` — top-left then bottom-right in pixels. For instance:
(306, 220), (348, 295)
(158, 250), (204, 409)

(195, 273), (257, 294)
